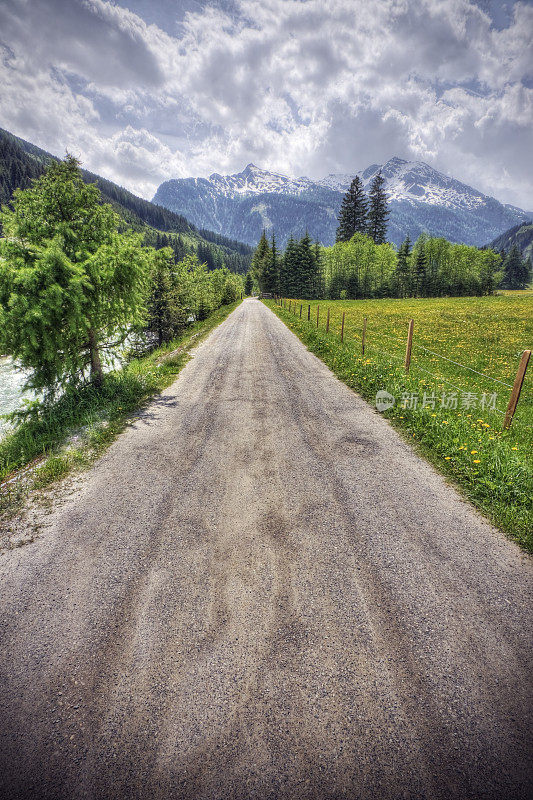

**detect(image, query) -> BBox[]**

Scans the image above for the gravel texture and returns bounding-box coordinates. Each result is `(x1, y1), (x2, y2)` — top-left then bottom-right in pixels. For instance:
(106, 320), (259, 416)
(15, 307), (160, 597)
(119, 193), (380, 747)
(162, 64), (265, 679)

(0, 298), (532, 800)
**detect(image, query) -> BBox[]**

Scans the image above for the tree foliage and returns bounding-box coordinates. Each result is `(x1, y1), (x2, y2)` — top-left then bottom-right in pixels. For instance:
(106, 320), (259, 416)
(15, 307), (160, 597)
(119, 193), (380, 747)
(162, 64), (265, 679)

(500, 245), (531, 289)
(367, 170), (389, 244)
(244, 271), (254, 295)
(336, 176), (368, 243)
(270, 230), (503, 300)
(0, 156), (244, 396)
(0, 155), (152, 393)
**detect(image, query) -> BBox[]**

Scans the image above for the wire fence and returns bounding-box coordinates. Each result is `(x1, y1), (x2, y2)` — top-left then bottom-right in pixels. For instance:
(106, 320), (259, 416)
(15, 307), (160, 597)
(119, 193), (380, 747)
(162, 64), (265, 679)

(275, 296), (531, 430)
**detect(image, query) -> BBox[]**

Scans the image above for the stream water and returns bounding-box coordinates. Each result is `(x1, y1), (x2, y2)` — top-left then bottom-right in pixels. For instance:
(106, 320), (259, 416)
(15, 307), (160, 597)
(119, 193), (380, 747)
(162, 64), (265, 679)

(0, 356), (34, 437)
(0, 331), (158, 439)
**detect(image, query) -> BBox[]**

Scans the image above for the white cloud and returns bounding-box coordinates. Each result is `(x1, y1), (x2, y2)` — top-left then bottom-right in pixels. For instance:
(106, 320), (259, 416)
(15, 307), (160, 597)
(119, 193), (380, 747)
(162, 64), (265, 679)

(0, 0), (531, 208)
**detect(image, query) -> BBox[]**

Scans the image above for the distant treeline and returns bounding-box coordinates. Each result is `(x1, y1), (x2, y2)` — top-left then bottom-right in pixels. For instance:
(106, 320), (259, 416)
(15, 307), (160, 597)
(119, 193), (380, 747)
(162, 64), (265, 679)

(251, 230), (531, 299)
(251, 168), (531, 297)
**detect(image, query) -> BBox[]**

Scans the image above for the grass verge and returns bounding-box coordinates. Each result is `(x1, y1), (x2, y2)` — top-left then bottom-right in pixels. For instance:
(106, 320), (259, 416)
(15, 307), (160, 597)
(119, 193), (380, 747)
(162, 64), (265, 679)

(0, 301), (241, 520)
(265, 299), (532, 554)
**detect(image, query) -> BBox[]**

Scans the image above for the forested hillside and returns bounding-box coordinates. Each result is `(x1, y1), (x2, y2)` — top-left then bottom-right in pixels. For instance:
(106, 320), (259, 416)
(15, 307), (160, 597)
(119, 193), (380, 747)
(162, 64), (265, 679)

(0, 128), (252, 273)
(489, 221), (533, 261)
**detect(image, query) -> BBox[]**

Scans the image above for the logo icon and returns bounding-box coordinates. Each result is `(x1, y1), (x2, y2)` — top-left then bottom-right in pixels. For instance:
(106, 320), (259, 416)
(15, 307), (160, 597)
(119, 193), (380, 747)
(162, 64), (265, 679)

(375, 390), (395, 412)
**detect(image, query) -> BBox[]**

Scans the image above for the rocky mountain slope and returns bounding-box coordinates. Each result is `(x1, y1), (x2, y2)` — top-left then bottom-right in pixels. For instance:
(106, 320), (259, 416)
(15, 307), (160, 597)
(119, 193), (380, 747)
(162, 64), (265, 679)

(153, 158), (530, 248)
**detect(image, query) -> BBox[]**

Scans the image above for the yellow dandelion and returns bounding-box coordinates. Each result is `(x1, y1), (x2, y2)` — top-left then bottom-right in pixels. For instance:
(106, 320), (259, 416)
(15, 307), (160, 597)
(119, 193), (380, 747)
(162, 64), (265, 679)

(473, 459), (481, 463)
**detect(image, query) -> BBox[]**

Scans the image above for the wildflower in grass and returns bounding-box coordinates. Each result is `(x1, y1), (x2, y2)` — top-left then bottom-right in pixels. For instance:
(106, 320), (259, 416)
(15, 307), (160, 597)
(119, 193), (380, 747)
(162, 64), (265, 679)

(471, 450), (478, 454)
(445, 456), (451, 460)
(473, 459), (481, 463)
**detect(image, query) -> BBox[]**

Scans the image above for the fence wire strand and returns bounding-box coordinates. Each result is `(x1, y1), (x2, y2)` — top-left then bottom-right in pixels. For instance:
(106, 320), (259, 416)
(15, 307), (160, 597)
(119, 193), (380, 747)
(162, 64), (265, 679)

(412, 343), (514, 388)
(280, 301), (523, 418)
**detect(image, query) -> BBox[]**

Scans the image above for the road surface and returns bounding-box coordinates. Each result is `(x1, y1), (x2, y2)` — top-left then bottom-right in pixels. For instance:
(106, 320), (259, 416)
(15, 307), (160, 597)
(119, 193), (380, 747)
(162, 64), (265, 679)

(1, 298), (532, 800)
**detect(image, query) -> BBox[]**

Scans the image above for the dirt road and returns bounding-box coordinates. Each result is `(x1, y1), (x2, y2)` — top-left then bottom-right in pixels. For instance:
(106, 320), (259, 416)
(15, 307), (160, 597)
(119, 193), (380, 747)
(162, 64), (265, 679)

(1, 298), (531, 799)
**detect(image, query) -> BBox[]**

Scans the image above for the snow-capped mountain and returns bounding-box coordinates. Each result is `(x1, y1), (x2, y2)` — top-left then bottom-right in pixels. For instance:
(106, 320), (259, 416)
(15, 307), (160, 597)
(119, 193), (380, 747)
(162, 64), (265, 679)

(204, 163), (316, 196)
(153, 158), (530, 248)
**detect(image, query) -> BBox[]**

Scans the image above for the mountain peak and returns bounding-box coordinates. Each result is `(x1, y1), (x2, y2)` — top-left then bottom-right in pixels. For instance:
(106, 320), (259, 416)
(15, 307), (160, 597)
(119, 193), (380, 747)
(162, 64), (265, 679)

(153, 157), (530, 249)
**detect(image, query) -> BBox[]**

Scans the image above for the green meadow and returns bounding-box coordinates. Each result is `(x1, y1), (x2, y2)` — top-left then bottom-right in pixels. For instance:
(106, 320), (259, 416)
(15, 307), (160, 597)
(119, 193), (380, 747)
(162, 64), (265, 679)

(266, 294), (533, 551)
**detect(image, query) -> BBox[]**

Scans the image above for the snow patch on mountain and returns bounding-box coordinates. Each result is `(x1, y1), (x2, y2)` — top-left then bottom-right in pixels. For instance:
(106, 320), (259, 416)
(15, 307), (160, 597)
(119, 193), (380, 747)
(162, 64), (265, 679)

(152, 158), (530, 248)
(206, 163), (314, 197)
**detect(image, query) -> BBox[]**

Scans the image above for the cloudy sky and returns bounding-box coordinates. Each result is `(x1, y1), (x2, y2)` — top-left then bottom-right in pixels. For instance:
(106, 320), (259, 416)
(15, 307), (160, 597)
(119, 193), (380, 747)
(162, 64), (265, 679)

(0, 0), (532, 208)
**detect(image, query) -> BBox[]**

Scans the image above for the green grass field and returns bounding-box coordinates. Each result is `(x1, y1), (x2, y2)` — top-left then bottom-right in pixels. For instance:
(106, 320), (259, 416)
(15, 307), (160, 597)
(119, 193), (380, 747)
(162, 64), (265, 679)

(266, 294), (533, 552)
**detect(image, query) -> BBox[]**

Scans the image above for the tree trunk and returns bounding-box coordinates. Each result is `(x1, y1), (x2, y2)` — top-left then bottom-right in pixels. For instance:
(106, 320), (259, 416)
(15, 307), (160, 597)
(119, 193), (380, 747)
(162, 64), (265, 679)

(88, 327), (103, 388)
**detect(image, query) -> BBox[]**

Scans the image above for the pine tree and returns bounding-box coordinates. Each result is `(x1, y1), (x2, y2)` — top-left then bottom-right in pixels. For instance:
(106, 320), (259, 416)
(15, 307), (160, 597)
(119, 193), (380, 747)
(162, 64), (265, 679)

(367, 170), (389, 244)
(413, 242), (428, 296)
(244, 272), (254, 295)
(396, 236), (411, 297)
(501, 245), (531, 289)
(280, 235), (299, 297)
(297, 232), (314, 298)
(251, 229), (272, 291)
(313, 242), (325, 298)
(261, 234), (279, 294)
(336, 175), (368, 243)
(147, 248), (188, 345)
(0, 155), (152, 394)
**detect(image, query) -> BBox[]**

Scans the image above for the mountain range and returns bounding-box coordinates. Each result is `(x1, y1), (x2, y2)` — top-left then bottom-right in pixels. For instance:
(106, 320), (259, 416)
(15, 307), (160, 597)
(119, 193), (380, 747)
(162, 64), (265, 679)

(153, 158), (531, 249)
(0, 128), (253, 272)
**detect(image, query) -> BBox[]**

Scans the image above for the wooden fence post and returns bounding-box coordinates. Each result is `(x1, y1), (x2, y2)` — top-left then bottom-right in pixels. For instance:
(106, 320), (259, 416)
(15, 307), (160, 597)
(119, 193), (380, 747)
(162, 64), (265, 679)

(300, 304), (303, 318)
(326, 308), (330, 333)
(341, 312), (345, 342)
(503, 349), (531, 429)
(316, 305), (320, 327)
(404, 319), (414, 373)
(362, 317), (367, 355)
(308, 304), (311, 321)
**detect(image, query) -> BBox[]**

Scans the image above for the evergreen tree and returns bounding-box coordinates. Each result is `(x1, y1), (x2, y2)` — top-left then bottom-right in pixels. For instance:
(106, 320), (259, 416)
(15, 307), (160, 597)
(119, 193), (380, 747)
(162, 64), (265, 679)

(0, 155), (152, 394)
(244, 272), (254, 295)
(501, 245), (531, 289)
(172, 234), (186, 263)
(336, 175), (368, 243)
(261, 234), (279, 294)
(147, 248), (188, 345)
(297, 231), (315, 298)
(251, 229), (272, 290)
(413, 242), (428, 296)
(396, 236), (411, 297)
(367, 170), (389, 244)
(279, 235), (298, 297)
(313, 242), (325, 298)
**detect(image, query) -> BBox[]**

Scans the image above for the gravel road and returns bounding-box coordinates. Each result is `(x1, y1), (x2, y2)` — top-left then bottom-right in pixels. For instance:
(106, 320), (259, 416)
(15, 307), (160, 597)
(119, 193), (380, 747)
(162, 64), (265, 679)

(1, 298), (532, 800)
